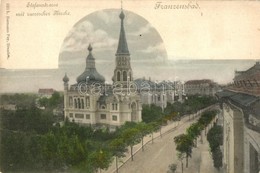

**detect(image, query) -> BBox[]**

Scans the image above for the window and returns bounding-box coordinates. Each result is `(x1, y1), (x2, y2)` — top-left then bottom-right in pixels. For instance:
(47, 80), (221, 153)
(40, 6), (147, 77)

(74, 99), (77, 108)
(78, 98), (81, 109)
(86, 114), (90, 119)
(101, 105), (106, 109)
(101, 114), (106, 119)
(112, 103), (118, 110)
(129, 73), (132, 81)
(86, 96), (90, 108)
(75, 114), (84, 119)
(117, 71), (121, 81)
(123, 71), (127, 81)
(158, 95), (161, 101)
(69, 113), (73, 118)
(81, 98), (84, 109)
(112, 115), (117, 121)
(69, 97), (73, 107)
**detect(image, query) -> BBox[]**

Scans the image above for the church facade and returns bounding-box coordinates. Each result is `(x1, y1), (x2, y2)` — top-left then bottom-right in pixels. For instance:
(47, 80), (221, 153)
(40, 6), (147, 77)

(62, 10), (142, 129)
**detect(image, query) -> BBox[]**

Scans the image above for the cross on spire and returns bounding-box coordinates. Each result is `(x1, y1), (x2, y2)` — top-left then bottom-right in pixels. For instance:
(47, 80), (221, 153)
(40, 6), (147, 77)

(121, 0), (123, 10)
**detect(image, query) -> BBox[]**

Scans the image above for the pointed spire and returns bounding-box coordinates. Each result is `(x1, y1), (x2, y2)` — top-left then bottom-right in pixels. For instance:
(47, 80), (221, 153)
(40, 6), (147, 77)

(116, 9), (129, 55)
(88, 44), (93, 52)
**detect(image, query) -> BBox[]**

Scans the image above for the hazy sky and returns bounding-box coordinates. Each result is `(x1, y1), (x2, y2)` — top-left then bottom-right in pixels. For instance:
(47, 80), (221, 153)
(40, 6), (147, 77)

(0, 0), (260, 93)
(1, 0), (260, 69)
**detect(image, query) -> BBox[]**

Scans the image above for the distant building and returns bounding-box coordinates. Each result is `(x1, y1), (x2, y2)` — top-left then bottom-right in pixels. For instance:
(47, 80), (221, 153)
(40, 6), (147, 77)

(134, 78), (184, 109)
(62, 10), (142, 130)
(38, 88), (55, 98)
(0, 104), (17, 110)
(229, 62), (260, 96)
(216, 62), (260, 173)
(184, 79), (219, 96)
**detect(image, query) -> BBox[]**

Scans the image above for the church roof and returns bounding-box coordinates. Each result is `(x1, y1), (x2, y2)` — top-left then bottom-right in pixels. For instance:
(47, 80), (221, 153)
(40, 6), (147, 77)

(86, 44), (95, 60)
(116, 11), (130, 55)
(77, 44), (105, 83)
(63, 73), (69, 83)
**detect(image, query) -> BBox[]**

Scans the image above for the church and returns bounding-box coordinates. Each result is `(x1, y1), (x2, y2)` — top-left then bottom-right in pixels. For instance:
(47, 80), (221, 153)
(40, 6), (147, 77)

(62, 9), (142, 130)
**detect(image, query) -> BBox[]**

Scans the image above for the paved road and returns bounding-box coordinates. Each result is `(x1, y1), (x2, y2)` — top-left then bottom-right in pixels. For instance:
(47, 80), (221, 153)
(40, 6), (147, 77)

(117, 117), (198, 173)
(104, 105), (219, 173)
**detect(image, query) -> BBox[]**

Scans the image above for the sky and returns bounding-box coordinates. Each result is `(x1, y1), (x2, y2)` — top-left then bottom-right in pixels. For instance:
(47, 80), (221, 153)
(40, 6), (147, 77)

(0, 0), (260, 93)
(1, 0), (260, 69)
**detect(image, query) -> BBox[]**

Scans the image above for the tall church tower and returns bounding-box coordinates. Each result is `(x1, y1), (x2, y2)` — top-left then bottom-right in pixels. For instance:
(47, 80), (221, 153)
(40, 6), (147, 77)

(112, 10), (133, 88)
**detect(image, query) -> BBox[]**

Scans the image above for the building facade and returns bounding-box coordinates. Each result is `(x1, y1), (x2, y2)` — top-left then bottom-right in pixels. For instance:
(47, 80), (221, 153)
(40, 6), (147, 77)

(134, 78), (184, 109)
(62, 10), (142, 129)
(216, 62), (260, 173)
(184, 79), (219, 96)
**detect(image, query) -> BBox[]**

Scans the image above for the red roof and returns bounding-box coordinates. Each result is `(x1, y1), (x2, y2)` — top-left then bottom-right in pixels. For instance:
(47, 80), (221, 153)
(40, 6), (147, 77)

(38, 88), (55, 94)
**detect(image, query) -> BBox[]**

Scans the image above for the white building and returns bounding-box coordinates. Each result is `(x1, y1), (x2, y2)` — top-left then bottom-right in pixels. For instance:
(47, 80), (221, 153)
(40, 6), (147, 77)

(62, 10), (142, 130)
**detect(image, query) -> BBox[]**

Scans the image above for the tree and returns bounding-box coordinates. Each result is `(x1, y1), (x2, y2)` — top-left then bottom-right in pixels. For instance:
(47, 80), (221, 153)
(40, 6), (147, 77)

(174, 134), (194, 168)
(186, 123), (201, 147)
(136, 122), (150, 151)
(147, 122), (160, 144)
(121, 128), (141, 161)
(141, 104), (163, 123)
(168, 163), (177, 173)
(177, 153), (185, 173)
(90, 149), (113, 173)
(109, 138), (127, 173)
(207, 125), (223, 170)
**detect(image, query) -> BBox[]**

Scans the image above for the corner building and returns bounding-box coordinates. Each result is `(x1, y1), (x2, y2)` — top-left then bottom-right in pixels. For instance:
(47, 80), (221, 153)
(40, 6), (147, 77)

(216, 62), (260, 173)
(62, 10), (142, 130)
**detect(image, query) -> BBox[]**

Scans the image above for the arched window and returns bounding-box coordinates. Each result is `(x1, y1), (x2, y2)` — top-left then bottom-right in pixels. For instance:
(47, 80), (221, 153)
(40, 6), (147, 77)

(129, 72), (132, 81)
(123, 71), (127, 81)
(74, 99), (77, 108)
(81, 99), (84, 109)
(117, 71), (121, 81)
(78, 98), (81, 109)
(86, 96), (90, 107)
(69, 97), (73, 107)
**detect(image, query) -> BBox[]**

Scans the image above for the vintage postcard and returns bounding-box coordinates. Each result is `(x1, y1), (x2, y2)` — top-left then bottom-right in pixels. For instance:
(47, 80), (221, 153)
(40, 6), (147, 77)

(0, 0), (260, 173)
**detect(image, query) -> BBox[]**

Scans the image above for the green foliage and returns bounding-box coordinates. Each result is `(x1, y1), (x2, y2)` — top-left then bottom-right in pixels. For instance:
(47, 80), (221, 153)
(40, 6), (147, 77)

(142, 104), (163, 123)
(174, 134), (194, 158)
(109, 138), (127, 158)
(0, 105), (53, 134)
(164, 95), (217, 117)
(207, 124), (223, 170)
(0, 93), (37, 109)
(174, 110), (218, 168)
(0, 93), (218, 173)
(38, 91), (63, 109)
(168, 163), (177, 173)
(90, 149), (113, 172)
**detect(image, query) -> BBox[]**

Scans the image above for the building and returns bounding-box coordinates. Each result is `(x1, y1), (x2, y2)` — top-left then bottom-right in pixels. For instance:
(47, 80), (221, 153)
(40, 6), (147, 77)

(0, 104), (17, 111)
(184, 79), (219, 96)
(134, 78), (184, 109)
(38, 88), (55, 98)
(62, 10), (142, 130)
(216, 62), (260, 173)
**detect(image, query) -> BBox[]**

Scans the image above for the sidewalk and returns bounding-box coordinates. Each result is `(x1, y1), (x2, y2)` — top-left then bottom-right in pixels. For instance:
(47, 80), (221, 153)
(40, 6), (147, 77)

(175, 130), (218, 173)
(103, 105), (218, 173)
(103, 113), (200, 173)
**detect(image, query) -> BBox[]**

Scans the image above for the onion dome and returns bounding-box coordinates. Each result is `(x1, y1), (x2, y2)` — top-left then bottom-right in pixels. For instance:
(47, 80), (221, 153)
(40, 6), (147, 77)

(63, 73), (69, 83)
(76, 44), (105, 84)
